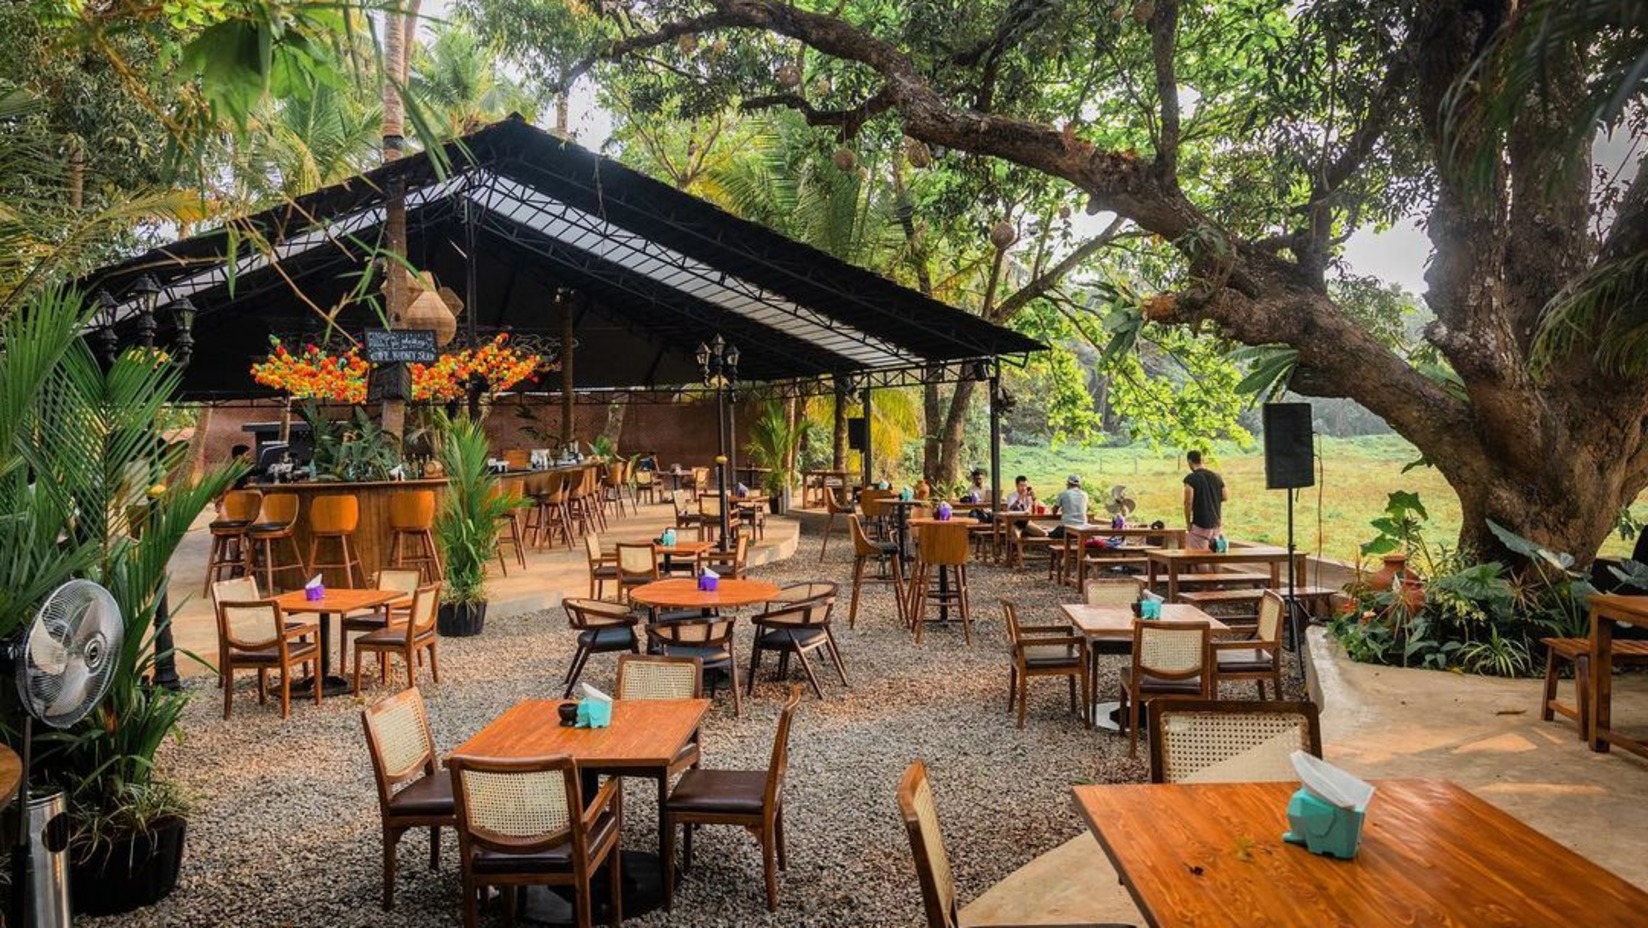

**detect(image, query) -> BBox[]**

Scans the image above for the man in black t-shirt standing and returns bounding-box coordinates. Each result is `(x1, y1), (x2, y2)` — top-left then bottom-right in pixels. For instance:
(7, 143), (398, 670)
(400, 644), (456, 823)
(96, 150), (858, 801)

(1182, 449), (1227, 551)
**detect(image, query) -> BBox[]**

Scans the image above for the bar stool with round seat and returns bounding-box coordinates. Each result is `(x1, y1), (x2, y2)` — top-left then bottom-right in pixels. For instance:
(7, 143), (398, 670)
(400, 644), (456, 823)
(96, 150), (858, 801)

(203, 488), (264, 594)
(908, 521), (973, 645)
(308, 494), (364, 588)
(387, 489), (443, 582)
(246, 492), (308, 593)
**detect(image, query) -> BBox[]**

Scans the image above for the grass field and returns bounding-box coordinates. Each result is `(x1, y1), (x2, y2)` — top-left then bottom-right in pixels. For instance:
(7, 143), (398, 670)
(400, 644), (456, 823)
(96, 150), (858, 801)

(992, 434), (1637, 565)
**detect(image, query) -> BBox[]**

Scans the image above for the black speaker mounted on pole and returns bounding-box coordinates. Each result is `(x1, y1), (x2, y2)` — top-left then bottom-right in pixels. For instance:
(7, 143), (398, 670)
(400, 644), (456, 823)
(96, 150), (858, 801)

(1262, 402), (1314, 685)
(846, 417), (867, 451)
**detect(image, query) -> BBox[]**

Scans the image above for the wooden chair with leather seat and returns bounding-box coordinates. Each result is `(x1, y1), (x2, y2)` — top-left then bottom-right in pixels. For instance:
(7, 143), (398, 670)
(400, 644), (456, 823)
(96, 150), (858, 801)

(214, 591), (319, 719)
(448, 753), (623, 928)
(361, 687), (455, 910)
(662, 685), (800, 913)
(747, 589), (847, 700)
(1120, 620), (1214, 757)
(819, 487), (854, 561)
(1148, 699), (1322, 784)
(343, 568), (421, 672)
(613, 654), (705, 825)
(698, 532), (749, 579)
(387, 490), (443, 582)
(647, 618), (743, 718)
(697, 493), (725, 543)
(670, 489), (704, 536)
(1002, 599), (1089, 729)
(580, 532), (618, 600)
(633, 467), (658, 505)
(203, 488), (263, 594)
(898, 760), (1137, 928)
(246, 491), (307, 593)
(1083, 577), (1143, 606)
(561, 598), (641, 697)
(353, 583), (442, 693)
(307, 494), (365, 588)
(1214, 590), (1286, 699)
(614, 542), (661, 602)
(689, 465), (710, 500)
(848, 514), (906, 628)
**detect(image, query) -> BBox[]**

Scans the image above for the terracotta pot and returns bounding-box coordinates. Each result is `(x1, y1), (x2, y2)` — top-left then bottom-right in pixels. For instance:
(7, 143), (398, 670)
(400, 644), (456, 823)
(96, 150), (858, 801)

(1369, 554), (1414, 592)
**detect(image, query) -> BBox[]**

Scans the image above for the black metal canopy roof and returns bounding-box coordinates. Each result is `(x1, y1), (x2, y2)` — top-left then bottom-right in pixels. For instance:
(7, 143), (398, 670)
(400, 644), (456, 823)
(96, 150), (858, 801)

(81, 116), (1044, 400)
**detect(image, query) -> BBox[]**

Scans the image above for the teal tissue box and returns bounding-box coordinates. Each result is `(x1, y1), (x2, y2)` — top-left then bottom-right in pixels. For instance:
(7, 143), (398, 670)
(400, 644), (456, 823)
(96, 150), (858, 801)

(575, 699), (612, 728)
(1283, 788), (1365, 860)
(1138, 599), (1162, 619)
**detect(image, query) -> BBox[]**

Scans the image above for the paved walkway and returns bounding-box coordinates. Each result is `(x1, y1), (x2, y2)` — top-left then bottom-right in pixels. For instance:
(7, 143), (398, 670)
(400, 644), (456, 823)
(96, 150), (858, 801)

(164, 498), (797, 679)
(963, 627), (1648, 925)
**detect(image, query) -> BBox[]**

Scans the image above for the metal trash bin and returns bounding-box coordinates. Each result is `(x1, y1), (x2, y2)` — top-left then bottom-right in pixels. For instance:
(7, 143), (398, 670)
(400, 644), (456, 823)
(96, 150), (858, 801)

(10, 790), (72, 928)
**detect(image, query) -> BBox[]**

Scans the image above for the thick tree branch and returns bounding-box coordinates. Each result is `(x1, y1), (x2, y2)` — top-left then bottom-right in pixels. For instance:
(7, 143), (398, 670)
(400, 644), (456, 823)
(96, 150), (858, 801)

(1149, 0), (1181, 183)
(741, 88), (894, 139)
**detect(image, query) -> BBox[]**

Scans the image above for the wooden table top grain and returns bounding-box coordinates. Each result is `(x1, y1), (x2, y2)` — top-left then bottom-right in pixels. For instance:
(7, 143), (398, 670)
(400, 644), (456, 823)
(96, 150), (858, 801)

(452, 698), (711, 768)
(271, 588), (401, 614)
(1059, 603), (1226, 639)
(627, 578), (781, 610)
(1073, 779), (1648, 928)
(0, 745), (19, 806)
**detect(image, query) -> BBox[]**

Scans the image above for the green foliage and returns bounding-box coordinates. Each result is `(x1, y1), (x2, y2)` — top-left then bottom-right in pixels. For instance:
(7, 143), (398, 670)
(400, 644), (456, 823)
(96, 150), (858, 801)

(0, 284), (239, 854)
(744, 400), (802, 496)
(1329, 497), (1591, 678)
(433, 414), (515, 604)
(304, 403), (402, 481)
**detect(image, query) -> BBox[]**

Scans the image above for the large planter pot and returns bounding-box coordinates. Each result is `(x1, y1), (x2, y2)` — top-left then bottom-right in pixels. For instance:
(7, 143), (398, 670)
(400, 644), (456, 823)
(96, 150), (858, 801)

(1370, 554), (1426, 611)
(70, 816), (187, 916)
(438, 600), (487, 637)
(768, 486), (790, 515)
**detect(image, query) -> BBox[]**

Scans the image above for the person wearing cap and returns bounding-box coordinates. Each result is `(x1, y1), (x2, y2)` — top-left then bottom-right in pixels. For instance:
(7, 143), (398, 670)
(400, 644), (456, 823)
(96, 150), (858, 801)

(1048, 474), (1090, 539)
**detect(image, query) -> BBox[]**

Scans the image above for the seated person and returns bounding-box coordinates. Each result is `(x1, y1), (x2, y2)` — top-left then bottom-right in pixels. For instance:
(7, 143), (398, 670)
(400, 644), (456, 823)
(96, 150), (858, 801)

(1029, 474), (1089, 539)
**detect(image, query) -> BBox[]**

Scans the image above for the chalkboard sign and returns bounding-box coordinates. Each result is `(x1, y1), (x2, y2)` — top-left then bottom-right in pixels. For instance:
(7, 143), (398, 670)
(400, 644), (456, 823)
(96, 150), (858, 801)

(364, 328), (437, 363)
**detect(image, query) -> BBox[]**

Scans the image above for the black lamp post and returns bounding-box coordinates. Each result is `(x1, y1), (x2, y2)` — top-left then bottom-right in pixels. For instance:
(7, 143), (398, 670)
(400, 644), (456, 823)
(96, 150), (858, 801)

(168, 297), (197, 368)
(697, 335), (739, 551)
(129, 274), (162, 350)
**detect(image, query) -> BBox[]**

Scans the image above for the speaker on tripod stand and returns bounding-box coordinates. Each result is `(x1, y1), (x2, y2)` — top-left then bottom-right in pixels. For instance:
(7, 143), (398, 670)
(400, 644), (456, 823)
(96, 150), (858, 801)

(1263, 402), (1315, 682)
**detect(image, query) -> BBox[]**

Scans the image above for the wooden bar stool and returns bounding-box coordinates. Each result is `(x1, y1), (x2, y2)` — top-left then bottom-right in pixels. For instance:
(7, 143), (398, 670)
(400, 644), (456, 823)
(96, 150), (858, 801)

(908, 521), (973, 645)
(387, 490), (443, 582)
(247, 492), (307, 593)
(847, 515), (905, 628)
(527, 470), (574, 549)
(307, 494), (364, 588)
(203, 489), (263, 594)
(492, 476), (527, 574)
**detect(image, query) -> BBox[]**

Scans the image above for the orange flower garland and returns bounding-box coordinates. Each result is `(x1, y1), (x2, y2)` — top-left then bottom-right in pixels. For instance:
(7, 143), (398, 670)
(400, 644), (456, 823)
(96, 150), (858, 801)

(410, 333), (544, 401)
(250, 339), (368, 402)
(250, 334), (545, 404)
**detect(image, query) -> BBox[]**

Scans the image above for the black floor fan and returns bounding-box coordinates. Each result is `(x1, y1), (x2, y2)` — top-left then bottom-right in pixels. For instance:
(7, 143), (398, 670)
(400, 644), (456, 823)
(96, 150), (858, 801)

(8, 579), (124, 927)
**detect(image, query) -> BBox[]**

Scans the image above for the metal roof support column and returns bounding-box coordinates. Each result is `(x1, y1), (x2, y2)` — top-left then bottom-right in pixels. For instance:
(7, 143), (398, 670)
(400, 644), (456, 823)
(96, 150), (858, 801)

(557, 287), (575, 447)
(989, 367), (1003, 523)
(861, 384), (874, 488)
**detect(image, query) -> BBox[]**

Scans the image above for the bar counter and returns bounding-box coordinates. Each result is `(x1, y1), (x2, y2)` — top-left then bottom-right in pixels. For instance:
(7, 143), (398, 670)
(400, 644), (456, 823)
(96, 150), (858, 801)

(254, 477), (449, 586)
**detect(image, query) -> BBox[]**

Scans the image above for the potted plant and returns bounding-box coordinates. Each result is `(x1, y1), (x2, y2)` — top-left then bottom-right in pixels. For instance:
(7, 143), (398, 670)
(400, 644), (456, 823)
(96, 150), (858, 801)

(433, 414), (517, 636)
(0, 287), (240, 915)
(745, 400), (802, 515)
(303, 403), (402, 480)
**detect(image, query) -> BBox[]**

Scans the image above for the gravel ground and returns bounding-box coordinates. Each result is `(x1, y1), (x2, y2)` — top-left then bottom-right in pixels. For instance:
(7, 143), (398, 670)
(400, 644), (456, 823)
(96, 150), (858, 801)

(91, 529), (1300, 928)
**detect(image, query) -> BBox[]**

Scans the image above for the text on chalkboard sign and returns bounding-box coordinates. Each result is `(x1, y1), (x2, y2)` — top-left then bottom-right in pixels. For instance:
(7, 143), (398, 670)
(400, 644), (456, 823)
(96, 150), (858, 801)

(364, 328), (437, 363)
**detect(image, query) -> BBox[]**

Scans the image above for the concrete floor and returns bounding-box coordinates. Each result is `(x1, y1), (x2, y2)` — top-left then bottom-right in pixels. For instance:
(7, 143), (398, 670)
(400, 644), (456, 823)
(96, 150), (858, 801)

(961, 628), (1648, 926)
(163, 498), (797, 679)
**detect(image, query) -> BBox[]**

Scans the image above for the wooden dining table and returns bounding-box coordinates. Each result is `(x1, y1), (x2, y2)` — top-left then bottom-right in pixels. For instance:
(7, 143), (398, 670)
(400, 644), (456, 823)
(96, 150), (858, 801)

(451, 697), (712, 925)
(1586, 593), (1648, 758)
(270, 588), (402, 697)
(1059, 602), (1227, 729)
(627, 578), (782, 613)
(1073, 778), (1648, 927)
(1146, 545), (1305, 601)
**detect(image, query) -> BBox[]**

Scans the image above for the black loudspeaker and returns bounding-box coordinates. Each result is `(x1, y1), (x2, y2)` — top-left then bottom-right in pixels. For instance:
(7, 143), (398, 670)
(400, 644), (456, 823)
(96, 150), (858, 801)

(1262, 402), (1315, 489)
(847, 417), (867, 451)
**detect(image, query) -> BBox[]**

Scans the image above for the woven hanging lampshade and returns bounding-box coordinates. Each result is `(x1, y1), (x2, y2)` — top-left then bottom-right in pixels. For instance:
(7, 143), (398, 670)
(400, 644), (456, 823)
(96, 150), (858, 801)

(401, 271), (458, 346)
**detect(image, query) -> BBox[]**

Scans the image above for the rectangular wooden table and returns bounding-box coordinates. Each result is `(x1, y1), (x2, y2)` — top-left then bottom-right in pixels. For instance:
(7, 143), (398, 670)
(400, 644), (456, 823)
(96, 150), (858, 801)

(1058, 523), (1183, 587)
(1586, 594), (1648, 757)
(271, 588), (402, 696)
(1073, 779), (1648, 928)
(1146, 545), (1305, 602)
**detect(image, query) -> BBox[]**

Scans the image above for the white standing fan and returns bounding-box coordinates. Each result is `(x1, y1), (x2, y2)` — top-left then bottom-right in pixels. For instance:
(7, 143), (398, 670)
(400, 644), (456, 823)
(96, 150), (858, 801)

(9, 580), (124, 926)
(1104, 485), (1137, 519)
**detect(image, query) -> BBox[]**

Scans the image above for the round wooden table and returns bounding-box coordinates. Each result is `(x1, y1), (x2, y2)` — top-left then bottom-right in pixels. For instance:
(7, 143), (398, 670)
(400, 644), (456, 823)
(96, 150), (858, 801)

(628, 578), (781, 611)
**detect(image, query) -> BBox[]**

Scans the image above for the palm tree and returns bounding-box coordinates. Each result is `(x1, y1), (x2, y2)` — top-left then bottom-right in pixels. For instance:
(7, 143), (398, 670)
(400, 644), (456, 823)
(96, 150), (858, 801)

(243, 75), (382, 197)
(412, 25), (546, 140)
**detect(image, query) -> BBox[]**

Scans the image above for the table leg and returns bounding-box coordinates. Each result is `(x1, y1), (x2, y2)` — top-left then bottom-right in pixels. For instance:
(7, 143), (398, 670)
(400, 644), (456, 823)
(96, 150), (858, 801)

(282, 611), (353, 697)
(1167, 564), (1179, 602)
(938, 564), (950, 622)
(1589, 605), (1612, 752)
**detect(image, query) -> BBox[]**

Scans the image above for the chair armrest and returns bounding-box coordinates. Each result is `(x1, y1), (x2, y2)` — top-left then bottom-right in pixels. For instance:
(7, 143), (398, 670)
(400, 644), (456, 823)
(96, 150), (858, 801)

(582, 775), (622, 830)
(1019, 624), (1077, 635)
(280, 619), (319, 640)
(1015, 634), (1086, 652)
(1212, 639), (1272, 651)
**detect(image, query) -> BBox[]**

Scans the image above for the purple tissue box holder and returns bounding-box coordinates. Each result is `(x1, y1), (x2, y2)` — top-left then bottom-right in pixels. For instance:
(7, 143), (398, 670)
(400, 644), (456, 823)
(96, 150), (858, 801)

(698, 575), (719, 592)
(304, 585), (325, 602)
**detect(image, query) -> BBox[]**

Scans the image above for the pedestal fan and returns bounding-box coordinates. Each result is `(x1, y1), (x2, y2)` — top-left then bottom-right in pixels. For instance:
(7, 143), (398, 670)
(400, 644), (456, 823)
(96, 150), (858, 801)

(8, 580), (124, 927)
